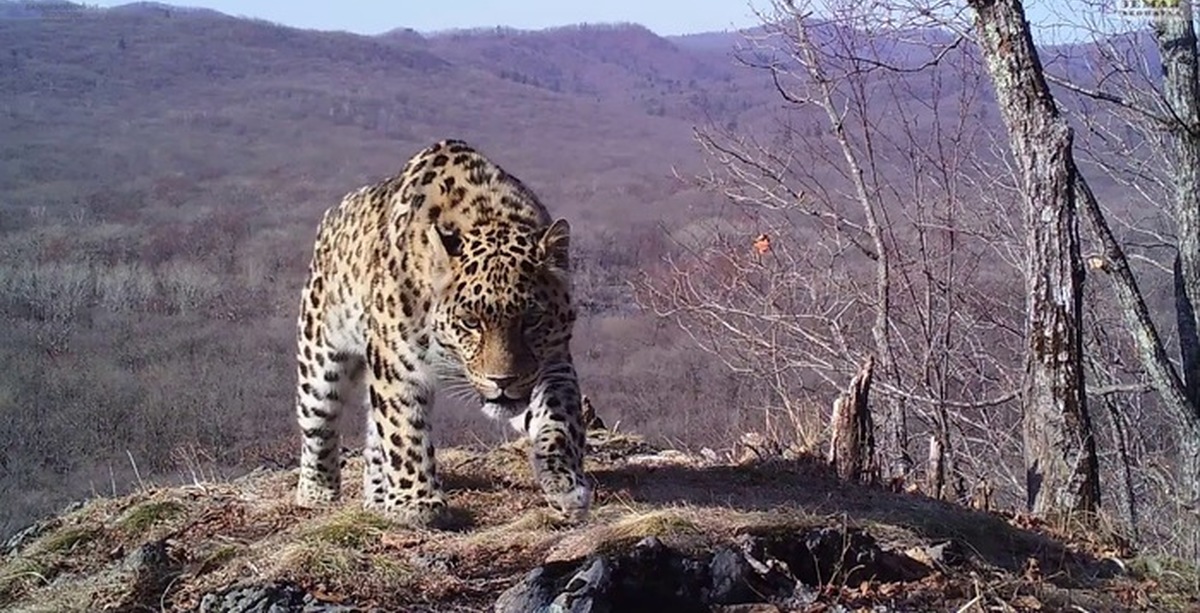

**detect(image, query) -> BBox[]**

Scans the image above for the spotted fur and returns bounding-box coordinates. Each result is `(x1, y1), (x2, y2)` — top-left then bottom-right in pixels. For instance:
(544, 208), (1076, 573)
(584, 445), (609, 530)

(293, 139), (591, 527)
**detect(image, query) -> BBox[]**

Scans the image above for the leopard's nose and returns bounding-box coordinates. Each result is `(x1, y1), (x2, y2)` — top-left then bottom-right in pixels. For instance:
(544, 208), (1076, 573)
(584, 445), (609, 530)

(487, 375), (518, 389)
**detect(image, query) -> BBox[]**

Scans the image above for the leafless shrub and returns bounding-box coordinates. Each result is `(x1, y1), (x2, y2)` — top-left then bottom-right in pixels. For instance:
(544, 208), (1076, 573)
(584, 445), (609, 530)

(639, 0), (1028, 502)
(95, 264), (157, 312)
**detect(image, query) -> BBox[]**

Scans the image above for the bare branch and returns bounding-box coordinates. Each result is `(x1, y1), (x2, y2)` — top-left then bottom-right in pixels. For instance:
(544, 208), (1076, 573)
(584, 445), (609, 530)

(1045, 73), (1175, 128)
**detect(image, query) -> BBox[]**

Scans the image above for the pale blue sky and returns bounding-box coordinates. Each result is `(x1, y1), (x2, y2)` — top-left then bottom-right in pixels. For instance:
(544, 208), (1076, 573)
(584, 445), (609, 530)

(89, 0), (763, 35)
(84, 0), (1146, 43)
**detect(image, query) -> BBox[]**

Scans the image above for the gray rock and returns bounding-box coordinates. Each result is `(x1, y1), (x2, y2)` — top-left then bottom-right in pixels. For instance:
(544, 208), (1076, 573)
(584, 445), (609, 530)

(707, 546), (751, 604)
(923, 540), (967, 567)
(494, 559), (588, 613)
(120, 540), (183, 610)
(549, 557), (610, 613)
(122, 540), (173, 573)
(198, 582), (307, 613)
(197, 581), (366, 613)
(2, 518), (58, 557)
(4, 502), (87, 557)
(494, 527), (932, 612)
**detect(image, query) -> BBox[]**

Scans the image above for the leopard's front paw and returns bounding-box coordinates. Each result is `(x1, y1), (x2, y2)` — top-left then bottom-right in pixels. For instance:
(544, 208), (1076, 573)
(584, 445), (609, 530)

(295, 471), (340, 508)
(549, 483), (593, 523)
(384, 496), (451, 529)
(531, 445), (592, 522)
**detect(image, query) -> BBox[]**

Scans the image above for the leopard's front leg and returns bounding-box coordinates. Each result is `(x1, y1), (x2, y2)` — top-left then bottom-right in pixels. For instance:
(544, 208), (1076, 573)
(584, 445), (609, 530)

(522, 361), (592, 521)
(365, 325), (448, 529)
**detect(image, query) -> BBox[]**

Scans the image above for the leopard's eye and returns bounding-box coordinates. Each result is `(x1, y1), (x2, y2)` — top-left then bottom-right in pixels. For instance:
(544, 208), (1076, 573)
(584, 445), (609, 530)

(521, 308), (543, 328)
(460, 316), (482, 331)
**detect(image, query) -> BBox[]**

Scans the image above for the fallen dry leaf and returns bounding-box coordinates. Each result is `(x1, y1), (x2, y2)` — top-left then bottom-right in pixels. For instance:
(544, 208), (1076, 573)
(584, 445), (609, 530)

(380, 533), (425, 549)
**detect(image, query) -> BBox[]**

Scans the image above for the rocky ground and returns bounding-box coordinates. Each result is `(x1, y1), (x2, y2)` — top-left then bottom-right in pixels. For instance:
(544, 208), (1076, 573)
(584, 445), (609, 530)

(1, 431), (1196, 612)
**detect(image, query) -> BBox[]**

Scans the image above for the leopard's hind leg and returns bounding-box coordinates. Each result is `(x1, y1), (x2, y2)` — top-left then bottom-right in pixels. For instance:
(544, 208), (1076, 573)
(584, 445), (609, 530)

(295, 281), (366, 507)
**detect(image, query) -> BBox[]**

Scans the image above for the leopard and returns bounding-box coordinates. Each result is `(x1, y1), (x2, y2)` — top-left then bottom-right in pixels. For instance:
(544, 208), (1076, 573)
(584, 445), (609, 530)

(292, 139), (592, 528)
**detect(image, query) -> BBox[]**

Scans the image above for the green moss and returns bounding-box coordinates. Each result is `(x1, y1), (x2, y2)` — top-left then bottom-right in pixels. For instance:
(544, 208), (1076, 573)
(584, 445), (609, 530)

(196, 544), (242, 575)
(302, 509), (393, 549)
(117, 500), (185, 534)
(38, 525), (100, 554)
(287, 542), (356, 578)
(745, 520), (814, 537)
(366, 555), (414, 587)
(590, 509), (704, 555)
(0, 525), (102, 604)
(283, 544), (415, 598)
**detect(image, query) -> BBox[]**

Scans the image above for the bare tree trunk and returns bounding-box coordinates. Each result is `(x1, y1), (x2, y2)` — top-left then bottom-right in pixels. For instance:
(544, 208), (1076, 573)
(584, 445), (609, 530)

(828, 356), (878, 484)
(1156, 7), (1200, 411)
(1045, 0), (1200, 549)
(1157, 6), (1200, 549)
(1077, 172), (1200, 522)
(1177, 255), (1200, 407)
(967, 0), (1100, 516)
(1099, 392), (1140, 541)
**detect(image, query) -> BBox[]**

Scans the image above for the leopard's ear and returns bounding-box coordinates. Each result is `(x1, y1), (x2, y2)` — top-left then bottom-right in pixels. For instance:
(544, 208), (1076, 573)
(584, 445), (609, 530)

(425, 224), (462, 290)
(538, 218), (571, 273)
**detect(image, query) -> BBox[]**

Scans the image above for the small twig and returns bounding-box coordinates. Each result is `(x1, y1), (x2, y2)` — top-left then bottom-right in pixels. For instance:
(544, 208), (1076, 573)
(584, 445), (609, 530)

(954, 594), (983, 613)
(1088, 382), (1153, 396)
(851, 35), (967, 73)
(0, 570), (49, 586)
(161, 573), (185, 611)
(127, 449), (147, 493)
(876, 383), (1019, 409)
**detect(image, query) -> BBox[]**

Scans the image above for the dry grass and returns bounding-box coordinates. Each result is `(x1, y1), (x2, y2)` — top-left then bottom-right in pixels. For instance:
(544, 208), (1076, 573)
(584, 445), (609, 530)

(301, 508), (396, 548)
(0, 434), (1195, 611)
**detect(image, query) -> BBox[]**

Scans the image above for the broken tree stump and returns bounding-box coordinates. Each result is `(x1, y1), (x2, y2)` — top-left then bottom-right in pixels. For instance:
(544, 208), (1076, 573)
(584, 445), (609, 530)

(827, 356), (878, 484)
(581, 395), (607, 431)
(927, 433), (946, 500)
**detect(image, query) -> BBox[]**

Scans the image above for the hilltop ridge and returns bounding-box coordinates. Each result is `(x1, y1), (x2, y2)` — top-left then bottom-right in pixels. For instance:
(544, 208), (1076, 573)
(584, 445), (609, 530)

(1, 430), (1190, 611)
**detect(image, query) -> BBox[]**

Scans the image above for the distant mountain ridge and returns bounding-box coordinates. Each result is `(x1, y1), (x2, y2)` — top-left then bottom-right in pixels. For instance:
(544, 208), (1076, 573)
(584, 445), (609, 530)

(0, 0), (1146, 220)
(0, 0), (777, 229)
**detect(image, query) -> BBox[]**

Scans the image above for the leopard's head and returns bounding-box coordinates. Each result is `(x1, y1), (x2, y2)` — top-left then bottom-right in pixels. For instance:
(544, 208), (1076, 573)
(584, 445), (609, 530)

(425, 218), (574, 412)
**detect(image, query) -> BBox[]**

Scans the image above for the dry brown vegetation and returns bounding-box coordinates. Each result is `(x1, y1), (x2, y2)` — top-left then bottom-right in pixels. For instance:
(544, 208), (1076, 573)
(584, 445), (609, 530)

(2, 433), (1186, 611)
